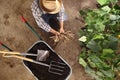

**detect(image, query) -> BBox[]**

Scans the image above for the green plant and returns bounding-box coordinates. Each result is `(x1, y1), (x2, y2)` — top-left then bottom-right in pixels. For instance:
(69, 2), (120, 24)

(79, 0), (120, 80)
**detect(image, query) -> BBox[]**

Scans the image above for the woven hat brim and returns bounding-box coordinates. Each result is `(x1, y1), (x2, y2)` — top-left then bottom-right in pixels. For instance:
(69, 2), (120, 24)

(40, 0), (62, 14)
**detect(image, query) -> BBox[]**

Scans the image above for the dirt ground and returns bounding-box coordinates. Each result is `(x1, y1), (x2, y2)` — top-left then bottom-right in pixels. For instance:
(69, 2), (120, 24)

(0, 0), (97, 80)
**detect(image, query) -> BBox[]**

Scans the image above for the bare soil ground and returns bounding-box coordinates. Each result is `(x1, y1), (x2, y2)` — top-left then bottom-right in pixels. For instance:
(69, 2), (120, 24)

(0, 0), (97, 80)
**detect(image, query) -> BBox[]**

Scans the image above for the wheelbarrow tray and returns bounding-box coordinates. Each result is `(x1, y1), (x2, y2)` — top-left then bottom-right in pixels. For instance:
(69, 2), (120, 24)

(23, 41), (72, 80)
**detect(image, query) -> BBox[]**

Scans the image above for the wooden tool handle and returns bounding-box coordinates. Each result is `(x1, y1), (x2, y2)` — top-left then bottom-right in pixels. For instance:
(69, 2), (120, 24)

(3, 54), (33, 62)
(0, 51), (20, 54)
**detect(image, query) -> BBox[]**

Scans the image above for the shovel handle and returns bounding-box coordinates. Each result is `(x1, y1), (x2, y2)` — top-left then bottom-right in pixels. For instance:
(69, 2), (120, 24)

(20, 15), (42, 40)
(0, 51), (33, 62)
(2, 52), (49, 66)
(0, 50), (49, 67)
(0, 41), (13, 51)
(0, 51), (20, 54)
(20, 15), (27, 23)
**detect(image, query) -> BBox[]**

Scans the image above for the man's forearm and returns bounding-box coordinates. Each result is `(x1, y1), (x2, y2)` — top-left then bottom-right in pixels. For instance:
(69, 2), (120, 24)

(50, 28), (60, 35)
(60, 21), (64, 29)
(59, 21), (65, 33)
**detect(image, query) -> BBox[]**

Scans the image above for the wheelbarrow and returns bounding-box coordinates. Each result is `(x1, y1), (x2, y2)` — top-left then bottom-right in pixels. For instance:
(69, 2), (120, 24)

(0, 41), (70, 80)
(20, 16), (72, 80)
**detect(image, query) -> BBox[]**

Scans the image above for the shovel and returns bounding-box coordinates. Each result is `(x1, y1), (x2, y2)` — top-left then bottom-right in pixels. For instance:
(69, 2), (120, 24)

(0, 50), (66, 75)
(0, 50), (50, 61)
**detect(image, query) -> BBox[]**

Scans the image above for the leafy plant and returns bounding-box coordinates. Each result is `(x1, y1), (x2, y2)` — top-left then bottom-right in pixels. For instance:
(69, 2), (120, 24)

(79, 0), (120, 80)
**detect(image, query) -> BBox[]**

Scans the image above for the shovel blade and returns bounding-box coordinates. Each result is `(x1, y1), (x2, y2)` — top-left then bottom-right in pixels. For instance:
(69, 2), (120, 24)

(36, 50), (49, 61)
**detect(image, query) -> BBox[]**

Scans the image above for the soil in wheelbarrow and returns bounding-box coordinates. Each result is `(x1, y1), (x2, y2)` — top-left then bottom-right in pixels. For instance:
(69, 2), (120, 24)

(0, 0), (97, 80)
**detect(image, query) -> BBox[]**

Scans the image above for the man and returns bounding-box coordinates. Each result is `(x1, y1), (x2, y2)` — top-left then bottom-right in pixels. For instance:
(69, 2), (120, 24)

(31, 0), (67, 36)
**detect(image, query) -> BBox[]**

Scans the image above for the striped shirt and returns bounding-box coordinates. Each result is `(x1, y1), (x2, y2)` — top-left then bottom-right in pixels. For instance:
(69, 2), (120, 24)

(31, 0), (66, 32)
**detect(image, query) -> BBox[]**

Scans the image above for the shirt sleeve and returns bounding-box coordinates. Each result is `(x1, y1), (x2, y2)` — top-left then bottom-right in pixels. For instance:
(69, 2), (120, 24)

(31, 0), (51, 32)
(57, 4), (67, 21)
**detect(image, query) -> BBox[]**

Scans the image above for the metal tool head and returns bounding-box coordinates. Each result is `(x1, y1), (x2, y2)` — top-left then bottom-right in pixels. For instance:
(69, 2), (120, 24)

(36, 50), (50, 61)
(49, 61), (66, 75)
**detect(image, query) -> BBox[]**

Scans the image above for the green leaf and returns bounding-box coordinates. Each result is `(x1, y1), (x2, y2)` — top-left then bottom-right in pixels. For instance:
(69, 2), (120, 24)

(80, 48), (87, 58)
(88, 55), (109, 69)
(101, 6), (111, 12)
(79, 29), (86, 37)
(110, 0), (118, 4)
(94, 23), (105, 32)
(107, 36), (118, 50)
(79, 36), (87, 42)
(110, 14), (117, 20)
(115, 66), (120, 71)
(102, 40), (109, 48)
(87, 29), (93, 33)
(97, 0), (108, 5)
(108, 35), (118, 42)
(87, 40), (102, 52)
(87, 58), (96, 68)
(93, 33), (104, 40)
(117, 62), (120, 66)
(79, 57), (87, 68)
(101, 49), (115, 60)
(96, 71), (104, 77)
(103, 49), (114, 54)
(100, 69), (115, 79)
(85, 66), (99, 79)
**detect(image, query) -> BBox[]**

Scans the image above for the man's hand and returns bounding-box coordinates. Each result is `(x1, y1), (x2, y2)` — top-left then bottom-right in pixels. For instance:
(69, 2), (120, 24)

(50, 28), (60, 35)
(55, 31), (60, 35)
(60, 28), (65, 33)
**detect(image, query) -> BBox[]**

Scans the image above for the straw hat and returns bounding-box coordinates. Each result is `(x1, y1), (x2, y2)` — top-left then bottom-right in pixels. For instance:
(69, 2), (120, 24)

(40, 0), (62, 14)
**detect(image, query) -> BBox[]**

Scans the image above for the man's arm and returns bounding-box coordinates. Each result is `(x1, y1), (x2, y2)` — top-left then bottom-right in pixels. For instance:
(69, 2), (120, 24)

(58, 4), (67, 33)
(59, 21), (64, 33)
